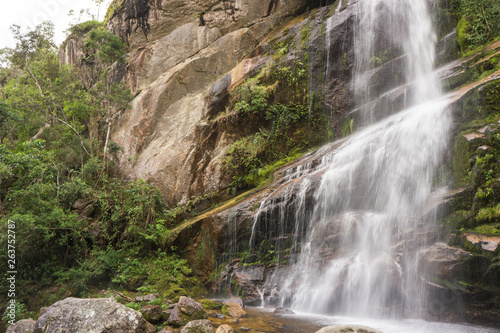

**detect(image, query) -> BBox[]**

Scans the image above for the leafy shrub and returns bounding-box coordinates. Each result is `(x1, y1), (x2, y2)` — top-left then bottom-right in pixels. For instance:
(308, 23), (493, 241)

(454, 0), (500, 52)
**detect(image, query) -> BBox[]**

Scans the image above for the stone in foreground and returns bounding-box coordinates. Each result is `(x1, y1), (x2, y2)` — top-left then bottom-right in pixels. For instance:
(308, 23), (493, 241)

(180, 319), (214, 333)
(167, 296), (208, 327)
(215, 324), (234, 333)
(221, 303), (246, 318)
(6, 319), (36, 333)
(33, 297), (156, 333)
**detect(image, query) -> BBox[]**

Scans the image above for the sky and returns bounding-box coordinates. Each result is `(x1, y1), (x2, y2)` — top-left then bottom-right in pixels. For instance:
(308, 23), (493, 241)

(0, 0), (113, 50)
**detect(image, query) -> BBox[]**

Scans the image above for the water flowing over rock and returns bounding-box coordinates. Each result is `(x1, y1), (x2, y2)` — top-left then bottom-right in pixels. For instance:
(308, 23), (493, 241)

(214, 0), (461, 320)
(315, 325), (384, 333)
(33, 297), (156, 333)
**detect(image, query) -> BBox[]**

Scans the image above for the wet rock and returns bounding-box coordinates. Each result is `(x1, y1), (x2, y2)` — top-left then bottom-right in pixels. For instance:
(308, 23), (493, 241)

(419, 242), (473, 280)
(223, 297), (244, 308)
(215, 324), (234, 333)
(140, 305), (163, 324)
(463, 233), (500, 252)
(167, 296), (208, 327)
(238, 327), (250, 332)
(273, 307), (295, 315)
(209, 312), (225, 319)
(180, 319), (213, 333)
(6, 319), (36, 333)
(135, 293), (161, 302)
(315, 325), (384, 333)
(222, 303), (246, 318)
(33, 297), (156, 333)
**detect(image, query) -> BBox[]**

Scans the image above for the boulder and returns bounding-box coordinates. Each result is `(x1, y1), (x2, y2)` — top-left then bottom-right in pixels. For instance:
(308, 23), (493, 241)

(419, 242), (473, 280)
(209, 313), (225, 319)
(135, 293), (161, 303)
(140, 305), (163, 324)
(180, 319), (214, 333)
(215, 324), (234, 333)
(221, 303), (246, 318)
(463, 233), (500, 252)
(167, 297), (208, 327)
(199, 299), (223, 309)
(315, 325), (384, 333)
(33, 297), (156, 333)
(223, 297), (243, 308)
(162, 308), (175, 321)
(6, 319), (36, 333)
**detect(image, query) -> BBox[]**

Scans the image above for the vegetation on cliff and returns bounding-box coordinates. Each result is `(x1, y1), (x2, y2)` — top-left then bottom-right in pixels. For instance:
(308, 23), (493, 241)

(0, 21), (202, 326)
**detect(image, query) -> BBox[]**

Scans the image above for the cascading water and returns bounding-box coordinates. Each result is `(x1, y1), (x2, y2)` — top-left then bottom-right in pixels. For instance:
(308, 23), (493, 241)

(248, 0), (453, 319)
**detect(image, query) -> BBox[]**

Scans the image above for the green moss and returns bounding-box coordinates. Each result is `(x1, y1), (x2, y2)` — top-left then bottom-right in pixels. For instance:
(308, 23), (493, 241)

(199, 299), (223, 310)
(457, 17), (470, 52)
(104, 0), (125, 24)
(472, 222), (500, 234)
(300, 24), (311, 46)
(221, 304), (230, 316)
(341, 115), (354, 137)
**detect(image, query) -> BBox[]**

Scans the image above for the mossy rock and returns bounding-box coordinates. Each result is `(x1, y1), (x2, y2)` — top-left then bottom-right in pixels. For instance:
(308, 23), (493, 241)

(199, 299), (223, 310)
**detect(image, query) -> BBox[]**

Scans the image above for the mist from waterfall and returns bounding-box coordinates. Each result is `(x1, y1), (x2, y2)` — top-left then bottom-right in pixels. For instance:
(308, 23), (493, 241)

(249, 0), (453, 318)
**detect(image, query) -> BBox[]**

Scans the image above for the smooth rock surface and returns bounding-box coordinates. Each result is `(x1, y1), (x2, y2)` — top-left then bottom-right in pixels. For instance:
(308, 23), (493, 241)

(223, 297), (243, 308)
(33, 297), (156, 333)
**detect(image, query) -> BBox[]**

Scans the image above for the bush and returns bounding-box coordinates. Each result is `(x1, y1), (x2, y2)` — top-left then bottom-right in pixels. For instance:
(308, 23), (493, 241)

(455, 0), (500, 52)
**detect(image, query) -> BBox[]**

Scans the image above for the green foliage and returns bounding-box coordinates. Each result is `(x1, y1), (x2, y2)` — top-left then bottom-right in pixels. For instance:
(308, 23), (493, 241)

(1, 301), (26, 323)
(125, 302), (142, 311)
(476, 205), (500, 222)
(454, 0), (500, 52)
(233, 82), (273, 114)
(472, 222), (500, 234)
(68, 20), (102, 37)
(223, 53), (327, 191)
(0, 21), (202, 321)
(104, 0), (126, 24)
(85, 29), (126, 64)
(221, 304), (230, 316)
(300, 24), (311, 46)
(6, 22), (55, 69)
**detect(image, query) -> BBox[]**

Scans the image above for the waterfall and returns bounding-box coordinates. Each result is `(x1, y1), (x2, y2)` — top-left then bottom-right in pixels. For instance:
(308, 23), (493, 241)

(247, 0), (452, 318)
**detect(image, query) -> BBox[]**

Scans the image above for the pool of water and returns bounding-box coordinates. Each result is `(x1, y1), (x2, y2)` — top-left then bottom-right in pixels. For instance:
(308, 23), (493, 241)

(209, 307), (500, 333)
